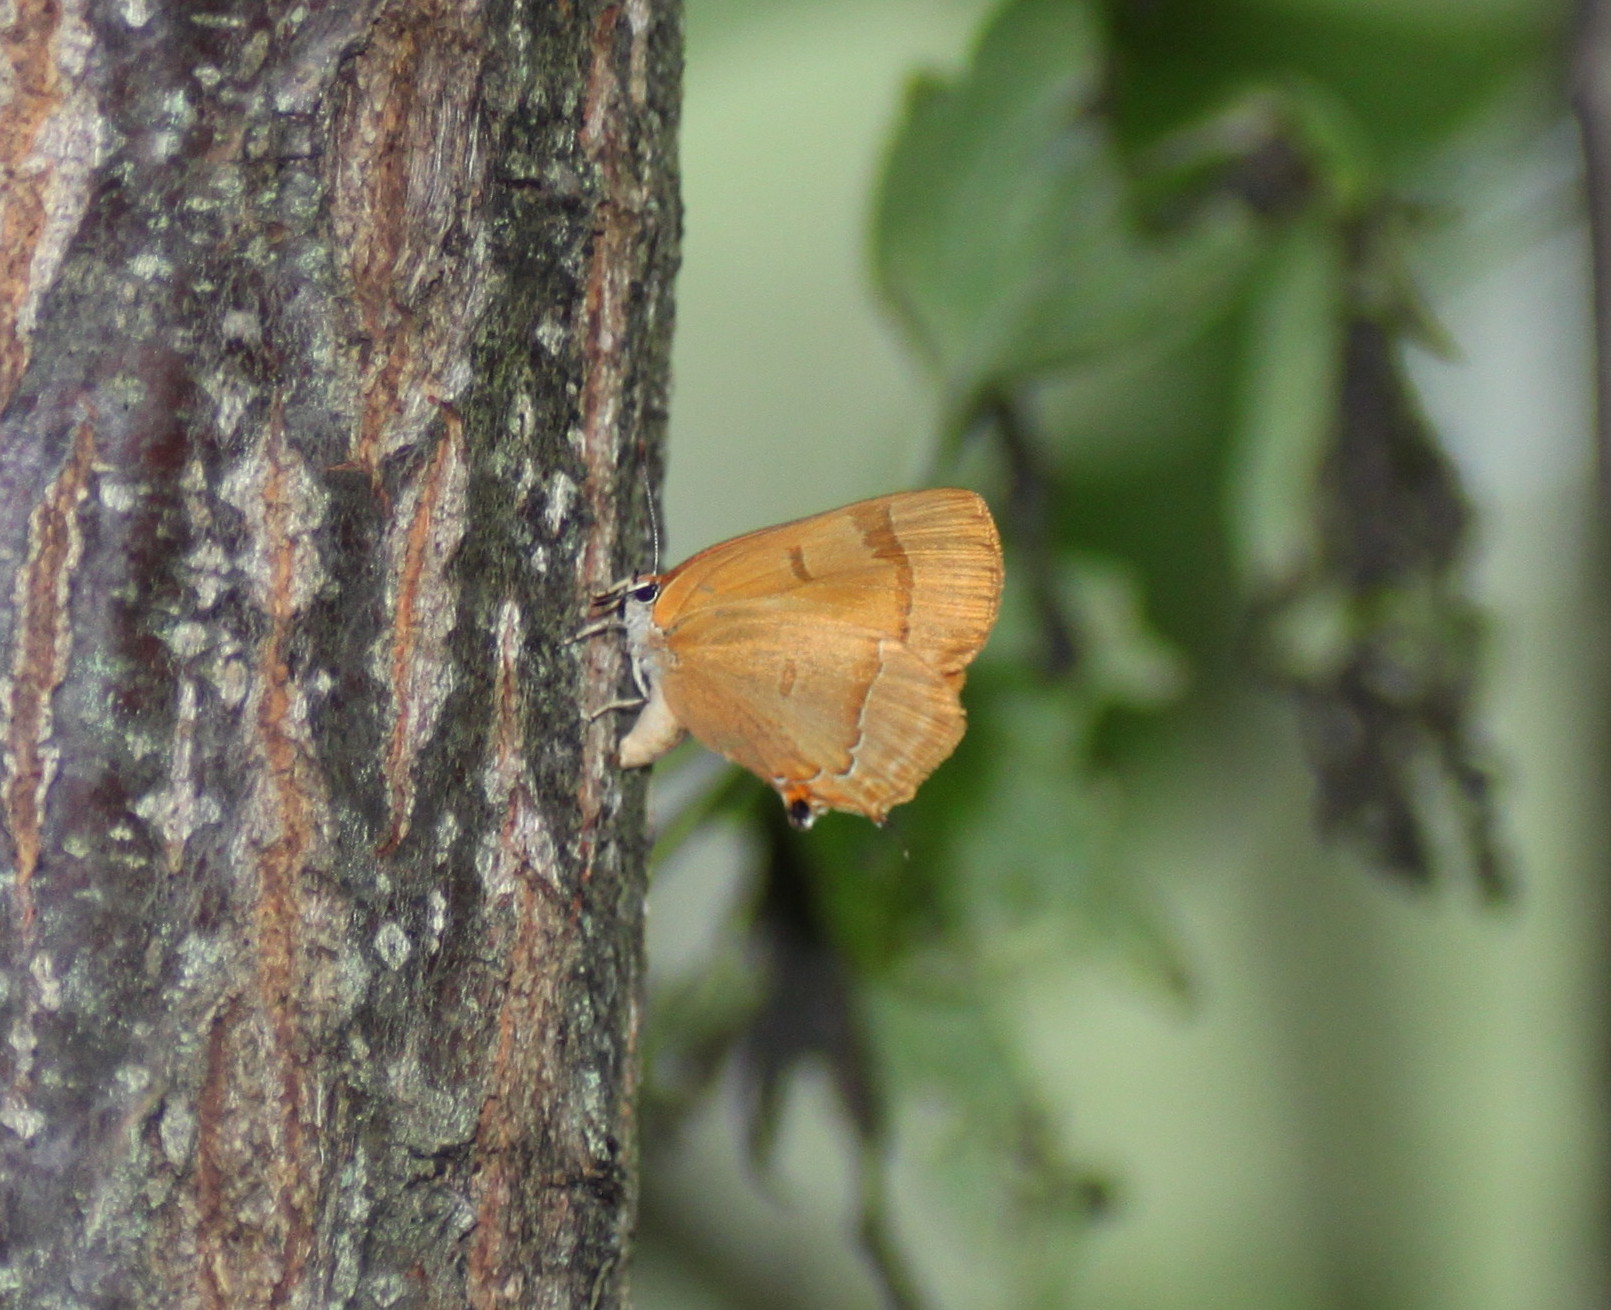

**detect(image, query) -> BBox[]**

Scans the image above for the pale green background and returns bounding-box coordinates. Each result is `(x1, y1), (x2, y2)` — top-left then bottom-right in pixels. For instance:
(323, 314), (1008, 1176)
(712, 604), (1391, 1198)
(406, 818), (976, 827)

(641, 3), (1607, 1306)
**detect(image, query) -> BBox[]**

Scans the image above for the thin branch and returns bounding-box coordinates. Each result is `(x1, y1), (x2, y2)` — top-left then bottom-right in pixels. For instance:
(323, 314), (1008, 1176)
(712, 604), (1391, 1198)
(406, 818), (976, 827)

(976, 390), (1080, 677)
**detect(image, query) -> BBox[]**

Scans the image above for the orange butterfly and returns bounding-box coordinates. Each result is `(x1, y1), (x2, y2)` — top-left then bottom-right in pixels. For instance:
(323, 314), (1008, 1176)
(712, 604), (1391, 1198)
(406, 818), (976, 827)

(583, 489), (1003, 828)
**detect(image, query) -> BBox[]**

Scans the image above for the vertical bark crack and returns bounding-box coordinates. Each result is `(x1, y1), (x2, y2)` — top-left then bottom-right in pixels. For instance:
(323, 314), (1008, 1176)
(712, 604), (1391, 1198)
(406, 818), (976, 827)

(0, 413), (93, 1130)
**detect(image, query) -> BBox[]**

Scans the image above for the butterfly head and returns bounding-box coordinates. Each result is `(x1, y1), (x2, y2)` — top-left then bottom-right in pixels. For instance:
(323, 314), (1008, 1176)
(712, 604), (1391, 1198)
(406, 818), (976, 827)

(581, 572), (671, 697)
(619, 576), (665, 656)
(587, 573), (663, 617)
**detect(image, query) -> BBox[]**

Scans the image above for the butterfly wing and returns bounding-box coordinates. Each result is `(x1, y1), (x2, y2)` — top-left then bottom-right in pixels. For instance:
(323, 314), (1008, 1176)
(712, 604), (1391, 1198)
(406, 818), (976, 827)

(657, 602), (967, 822)
(655, 489), (1002, 684)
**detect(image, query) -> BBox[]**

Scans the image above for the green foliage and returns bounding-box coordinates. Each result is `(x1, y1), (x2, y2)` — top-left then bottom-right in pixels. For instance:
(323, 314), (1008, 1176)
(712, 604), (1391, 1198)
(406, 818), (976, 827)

(872, 0), (1259, 419)
(647, 0), (1565, 1304)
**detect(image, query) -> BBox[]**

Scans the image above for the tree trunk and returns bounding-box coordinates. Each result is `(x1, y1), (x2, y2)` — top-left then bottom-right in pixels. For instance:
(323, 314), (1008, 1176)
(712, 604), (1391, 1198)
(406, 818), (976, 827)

(0, 0), (680, 1305)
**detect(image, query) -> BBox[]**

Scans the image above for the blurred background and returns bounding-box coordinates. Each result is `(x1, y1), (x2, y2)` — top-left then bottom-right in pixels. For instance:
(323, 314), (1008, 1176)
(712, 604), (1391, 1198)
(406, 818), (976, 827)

(632, 1), (1606, 1307)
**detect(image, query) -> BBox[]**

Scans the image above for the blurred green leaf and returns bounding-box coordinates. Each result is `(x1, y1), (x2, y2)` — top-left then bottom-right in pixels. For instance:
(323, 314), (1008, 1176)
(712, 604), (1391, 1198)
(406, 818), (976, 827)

(867, 979), (1106, 1310)
(1135, 80), (1380, 229)
(872, 0), (1259, 414)
(946, 674), (1188, 992)
(1108, 0), (1561, 164)
(1060, 556), (1189, 708)
(1231, 214), (1347, 586)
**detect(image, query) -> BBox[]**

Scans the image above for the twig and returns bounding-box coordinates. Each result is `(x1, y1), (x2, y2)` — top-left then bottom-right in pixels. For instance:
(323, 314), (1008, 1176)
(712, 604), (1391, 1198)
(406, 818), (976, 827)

(976, 390), (1080, 676)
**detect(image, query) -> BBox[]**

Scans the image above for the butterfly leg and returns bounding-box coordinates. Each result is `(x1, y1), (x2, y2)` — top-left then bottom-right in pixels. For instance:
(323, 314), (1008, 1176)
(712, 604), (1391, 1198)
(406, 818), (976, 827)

(587, 695), (645, 721)
(569, 615), (625, 644)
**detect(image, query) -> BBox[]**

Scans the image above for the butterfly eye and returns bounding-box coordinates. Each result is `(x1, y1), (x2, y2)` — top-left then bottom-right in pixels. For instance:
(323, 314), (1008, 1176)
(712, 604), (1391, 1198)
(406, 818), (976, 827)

(629, 581), (661, 604)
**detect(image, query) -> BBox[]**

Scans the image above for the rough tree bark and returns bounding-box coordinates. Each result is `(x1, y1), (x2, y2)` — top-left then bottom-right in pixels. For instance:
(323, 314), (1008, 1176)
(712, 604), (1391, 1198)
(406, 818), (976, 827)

(0, 0), (679, 1305)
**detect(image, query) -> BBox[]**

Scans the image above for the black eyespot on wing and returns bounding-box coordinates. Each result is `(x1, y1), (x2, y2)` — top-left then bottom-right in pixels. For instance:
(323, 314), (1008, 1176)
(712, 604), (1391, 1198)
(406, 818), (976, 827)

(786, 798), (814, 829)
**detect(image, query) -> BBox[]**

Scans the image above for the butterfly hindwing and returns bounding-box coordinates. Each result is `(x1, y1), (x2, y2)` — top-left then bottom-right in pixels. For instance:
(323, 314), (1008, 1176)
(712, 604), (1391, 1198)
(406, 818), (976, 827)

(659, 603), (964, 820)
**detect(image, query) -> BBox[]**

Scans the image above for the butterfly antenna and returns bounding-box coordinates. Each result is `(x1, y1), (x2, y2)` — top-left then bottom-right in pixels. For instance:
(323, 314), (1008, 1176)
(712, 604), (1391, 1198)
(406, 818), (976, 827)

(644, 469), (662, 574)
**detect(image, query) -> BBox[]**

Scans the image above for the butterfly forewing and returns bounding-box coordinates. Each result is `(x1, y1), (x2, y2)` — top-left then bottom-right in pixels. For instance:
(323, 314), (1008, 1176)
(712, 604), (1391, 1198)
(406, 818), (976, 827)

(653, 490), (1000, 663)
(871, 489), (1002, 677)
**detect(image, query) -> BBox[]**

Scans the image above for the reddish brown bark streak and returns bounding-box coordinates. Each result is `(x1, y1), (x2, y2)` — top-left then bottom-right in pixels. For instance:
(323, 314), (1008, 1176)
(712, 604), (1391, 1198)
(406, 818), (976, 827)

(186, 406), (326, 1307)
(331, 1), (487, 482)
(469, 602), (569, 1307)
(330, 2), (485, 862)
(576, 2), (641, 867)
(194, 1001), (237, 1310)
(566, 17), (659, 1275)
(469, 873), (570, 1308)
(379, 407), (466, 853)
(248, 410), (319, 1308)
(2, 414), (94, 929)
(0, 0), (63, 408)
(0, 413), (92, 1133)
(467, 609), (522, 1302)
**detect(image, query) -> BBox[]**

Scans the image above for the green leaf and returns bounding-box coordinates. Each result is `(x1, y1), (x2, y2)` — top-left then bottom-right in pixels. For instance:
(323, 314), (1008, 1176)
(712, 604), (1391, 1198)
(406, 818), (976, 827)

(872, 0), (1259, 411)
(866, 976), (1107, 1310)
(947, 677), (1187, 991)
(1230, 215), (1347, 586)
